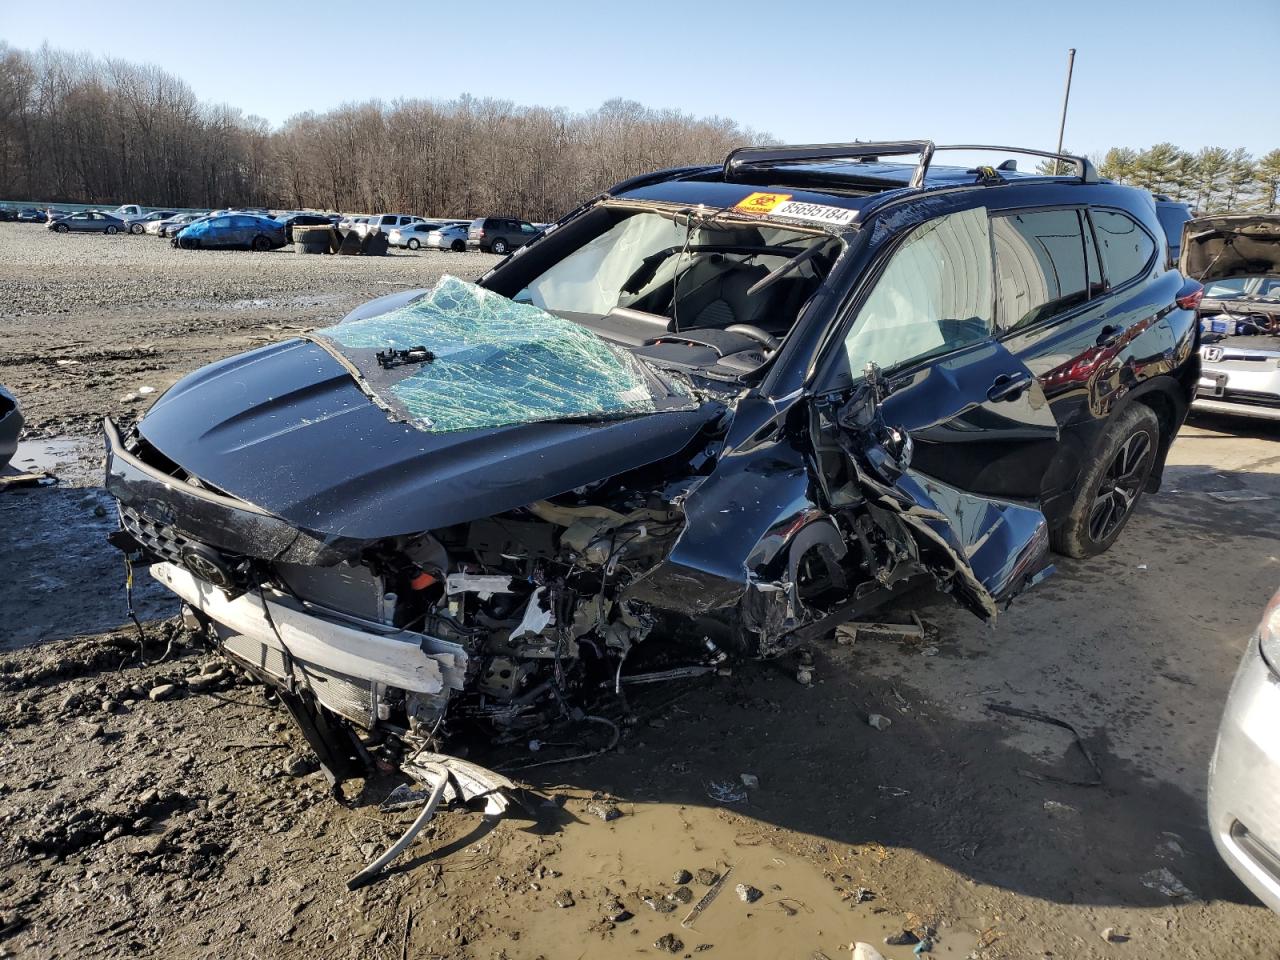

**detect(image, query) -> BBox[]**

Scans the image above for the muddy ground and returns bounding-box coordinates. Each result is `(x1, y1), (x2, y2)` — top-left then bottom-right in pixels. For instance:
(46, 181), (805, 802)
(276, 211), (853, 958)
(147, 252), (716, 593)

(1, 221), (1278, 959)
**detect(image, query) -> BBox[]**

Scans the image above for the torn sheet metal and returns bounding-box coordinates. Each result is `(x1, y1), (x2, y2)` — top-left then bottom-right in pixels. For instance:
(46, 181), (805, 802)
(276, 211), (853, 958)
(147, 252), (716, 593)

(153, 561), (466, 695)
(836, 384), (1053, 621)
(311, 276), (684, 433)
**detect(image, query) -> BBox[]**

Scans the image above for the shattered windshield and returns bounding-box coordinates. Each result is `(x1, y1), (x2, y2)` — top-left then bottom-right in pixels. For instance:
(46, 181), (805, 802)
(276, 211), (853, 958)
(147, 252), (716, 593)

(313, 276), (684, 433)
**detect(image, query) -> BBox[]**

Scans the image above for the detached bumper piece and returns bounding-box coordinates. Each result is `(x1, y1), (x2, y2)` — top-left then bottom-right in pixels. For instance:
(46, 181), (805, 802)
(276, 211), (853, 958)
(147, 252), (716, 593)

(152, 561), (467, 723)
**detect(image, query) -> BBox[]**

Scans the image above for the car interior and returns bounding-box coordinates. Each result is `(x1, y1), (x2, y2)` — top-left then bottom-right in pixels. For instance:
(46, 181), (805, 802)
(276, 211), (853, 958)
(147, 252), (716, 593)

(489, 204), (841, 377)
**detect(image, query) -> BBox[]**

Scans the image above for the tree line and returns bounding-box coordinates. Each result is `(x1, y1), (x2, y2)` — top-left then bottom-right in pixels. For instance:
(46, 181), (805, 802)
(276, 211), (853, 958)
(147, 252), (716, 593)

(1040, 143), (1280, 212)
(3, 44), (1278, 219)
(0, 44), (765, 221)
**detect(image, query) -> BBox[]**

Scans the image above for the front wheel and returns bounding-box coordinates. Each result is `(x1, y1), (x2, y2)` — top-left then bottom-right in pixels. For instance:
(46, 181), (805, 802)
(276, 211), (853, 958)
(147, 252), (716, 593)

(407, 238), (420, 250)
(130, 223), (144, 235)
(105, 225), (119, 235)
(490, 238), (509, 255)
(179, 236), (199, 250)
(54, 223), (69, 233)
(1051, 403), (1160, 558)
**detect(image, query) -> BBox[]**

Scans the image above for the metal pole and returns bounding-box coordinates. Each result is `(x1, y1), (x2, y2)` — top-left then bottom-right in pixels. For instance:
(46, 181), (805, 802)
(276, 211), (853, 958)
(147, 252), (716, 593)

(1055, 49), (1076, 174)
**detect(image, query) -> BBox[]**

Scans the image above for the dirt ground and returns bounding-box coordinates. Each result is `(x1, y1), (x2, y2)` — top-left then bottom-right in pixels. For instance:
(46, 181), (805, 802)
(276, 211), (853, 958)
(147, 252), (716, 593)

(1, 220), (1278, 959)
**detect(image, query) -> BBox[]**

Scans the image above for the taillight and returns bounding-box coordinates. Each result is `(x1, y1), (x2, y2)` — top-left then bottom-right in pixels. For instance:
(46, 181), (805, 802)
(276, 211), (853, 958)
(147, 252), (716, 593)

(1175, 281), (1204, 311)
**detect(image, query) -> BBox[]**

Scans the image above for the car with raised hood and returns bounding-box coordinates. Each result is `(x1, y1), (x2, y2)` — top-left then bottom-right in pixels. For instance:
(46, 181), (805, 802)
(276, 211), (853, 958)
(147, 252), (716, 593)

(173, 213), (287, 251)
(1184, 214), (1280, 421)
(103, 140), (1201, 784)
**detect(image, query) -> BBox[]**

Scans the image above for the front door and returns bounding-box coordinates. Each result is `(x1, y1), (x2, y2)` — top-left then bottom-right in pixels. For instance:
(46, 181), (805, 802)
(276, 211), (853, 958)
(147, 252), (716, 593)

(813, 205), (1060, 620)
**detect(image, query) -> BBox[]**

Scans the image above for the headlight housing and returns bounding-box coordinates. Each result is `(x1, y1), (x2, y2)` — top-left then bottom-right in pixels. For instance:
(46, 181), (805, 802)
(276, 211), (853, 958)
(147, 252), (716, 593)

(1259, 588), (1280, 677)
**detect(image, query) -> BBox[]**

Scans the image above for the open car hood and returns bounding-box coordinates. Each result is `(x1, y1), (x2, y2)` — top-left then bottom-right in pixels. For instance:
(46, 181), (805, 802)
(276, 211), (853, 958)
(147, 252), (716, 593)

(1181, 214), (1280, 282)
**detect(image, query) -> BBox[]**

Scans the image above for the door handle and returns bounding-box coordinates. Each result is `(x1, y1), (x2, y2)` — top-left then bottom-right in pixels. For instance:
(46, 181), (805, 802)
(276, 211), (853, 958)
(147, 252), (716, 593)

(987, 373), (1032, 402)
(1096, 324), (1123, 348)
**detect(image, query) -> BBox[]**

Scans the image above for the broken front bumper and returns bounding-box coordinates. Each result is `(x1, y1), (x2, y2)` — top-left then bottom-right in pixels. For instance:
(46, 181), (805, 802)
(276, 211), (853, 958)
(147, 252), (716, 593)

(154, 561), (466, 728)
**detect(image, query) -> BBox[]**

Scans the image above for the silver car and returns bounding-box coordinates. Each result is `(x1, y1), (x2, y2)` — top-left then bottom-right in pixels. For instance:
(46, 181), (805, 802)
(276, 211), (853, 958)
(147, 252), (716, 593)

(424, 223), (469, 252)
(1185, 215), (1280, 421)
(1209, 585), (1280, 913)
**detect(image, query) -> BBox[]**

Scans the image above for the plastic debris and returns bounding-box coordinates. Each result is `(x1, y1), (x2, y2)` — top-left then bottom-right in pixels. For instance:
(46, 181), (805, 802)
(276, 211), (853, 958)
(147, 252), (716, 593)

(706, 780), (748, 804)
(852, 943), (887, 960)
(867, 714), (892, 731)
(740, 773), (760, 789)
(1140, 867), (1193, 899)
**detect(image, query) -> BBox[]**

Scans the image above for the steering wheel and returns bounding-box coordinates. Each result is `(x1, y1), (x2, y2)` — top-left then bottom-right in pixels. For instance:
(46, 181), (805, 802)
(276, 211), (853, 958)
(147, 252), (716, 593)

(724, 324), (781, 352)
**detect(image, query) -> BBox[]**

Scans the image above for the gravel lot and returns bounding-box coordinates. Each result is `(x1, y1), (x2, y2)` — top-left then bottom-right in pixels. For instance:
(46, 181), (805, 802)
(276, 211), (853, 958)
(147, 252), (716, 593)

(1, 221), (1278, 959)
(0, 222), (497, 436)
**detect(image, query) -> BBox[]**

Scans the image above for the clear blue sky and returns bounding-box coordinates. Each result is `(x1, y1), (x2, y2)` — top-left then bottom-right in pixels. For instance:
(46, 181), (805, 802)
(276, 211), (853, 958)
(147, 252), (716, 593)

(2, 0), (1276, 157)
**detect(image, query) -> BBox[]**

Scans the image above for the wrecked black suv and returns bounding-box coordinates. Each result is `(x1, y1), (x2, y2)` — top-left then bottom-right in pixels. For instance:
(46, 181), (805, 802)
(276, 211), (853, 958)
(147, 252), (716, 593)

(104, 141), (1201, 779)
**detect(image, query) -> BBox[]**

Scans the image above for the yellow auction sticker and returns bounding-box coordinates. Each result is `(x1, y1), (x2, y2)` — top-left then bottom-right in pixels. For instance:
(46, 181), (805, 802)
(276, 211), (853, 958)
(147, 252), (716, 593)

(733, 192), (793, 215)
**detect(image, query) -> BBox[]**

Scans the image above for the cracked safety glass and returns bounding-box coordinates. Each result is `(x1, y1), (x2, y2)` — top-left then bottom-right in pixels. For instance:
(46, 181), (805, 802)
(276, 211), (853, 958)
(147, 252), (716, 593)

(313, 276), (682, 433)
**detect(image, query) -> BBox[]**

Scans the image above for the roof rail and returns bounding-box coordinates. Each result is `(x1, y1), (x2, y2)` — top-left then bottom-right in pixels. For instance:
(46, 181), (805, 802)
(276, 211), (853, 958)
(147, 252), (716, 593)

(723, 140), (1097, 187)
(932, 145), (1098, 184)
(724, 141), (936, 187)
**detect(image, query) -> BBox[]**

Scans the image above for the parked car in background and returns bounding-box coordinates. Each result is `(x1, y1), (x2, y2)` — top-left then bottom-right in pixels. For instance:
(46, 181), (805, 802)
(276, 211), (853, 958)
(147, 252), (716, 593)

(124, 210), (177, 234)
(16, 208), (45, 223)
(1186, 214), (1280, 421)
(277, 212), (340, 241)
(361, 213), (426, 238)
(466, 216), (540, 254)
(387, 221), (453, 249)
(48, 211), (126, 234)
(425, 223), (469, 252)
(1209, 584), (1280, 914)
(0, 208), (17, 222)
(0, 385), (22, 472)
(110, 204), (144, 219)
(148, 213), (202, 237)
(338, 215), (370, 234)
(102, 141), (1201, 785)
(1154, 196), (1194, 268)
(174, 213), (287, 251)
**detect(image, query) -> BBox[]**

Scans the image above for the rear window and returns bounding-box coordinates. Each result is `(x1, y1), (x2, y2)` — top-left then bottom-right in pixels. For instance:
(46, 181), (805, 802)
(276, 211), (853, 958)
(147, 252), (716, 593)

(993, 209), (1093, 331)
(1093, 209), (1156, 286)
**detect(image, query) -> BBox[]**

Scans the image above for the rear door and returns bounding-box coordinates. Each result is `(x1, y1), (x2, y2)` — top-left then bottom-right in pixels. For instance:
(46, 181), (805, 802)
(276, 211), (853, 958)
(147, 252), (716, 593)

(813, 204), (1059, 619)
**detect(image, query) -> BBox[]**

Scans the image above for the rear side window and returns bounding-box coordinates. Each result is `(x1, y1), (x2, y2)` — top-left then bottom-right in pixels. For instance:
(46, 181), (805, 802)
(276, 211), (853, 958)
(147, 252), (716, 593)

(993, 209), (1093, 331)
(843, 206), (993, 378)
(1092, 209), (1156, 286)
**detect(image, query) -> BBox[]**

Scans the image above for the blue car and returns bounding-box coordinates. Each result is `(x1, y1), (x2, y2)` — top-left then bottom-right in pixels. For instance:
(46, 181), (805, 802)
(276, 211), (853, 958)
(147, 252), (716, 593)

(173, 213), (287, 251)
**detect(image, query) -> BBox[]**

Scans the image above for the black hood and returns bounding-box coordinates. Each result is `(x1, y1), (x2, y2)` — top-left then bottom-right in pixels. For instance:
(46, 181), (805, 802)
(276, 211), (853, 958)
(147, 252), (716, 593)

(137, 338), (723, 542)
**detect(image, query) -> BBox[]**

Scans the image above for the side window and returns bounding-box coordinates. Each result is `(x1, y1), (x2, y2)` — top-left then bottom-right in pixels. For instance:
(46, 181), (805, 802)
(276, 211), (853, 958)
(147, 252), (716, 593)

(993, 209), (1091, 331)
(521, 222), (538, 233)
(842, 206), (993, 378)
(1092, 209), (1156, 287)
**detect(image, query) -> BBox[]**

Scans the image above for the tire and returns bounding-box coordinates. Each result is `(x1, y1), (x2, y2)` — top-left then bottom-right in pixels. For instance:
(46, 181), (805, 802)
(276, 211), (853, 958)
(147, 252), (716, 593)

(451, 239), (465, 252)
(490, 238), (508, 255)
(1051, 403), (1161, 559)
(251, 235), (272, 252)
(179, 236), (199, 250)
(55, 223), (69, 233)
(407, 238), (420, 250)
(105, 225), (118, 235)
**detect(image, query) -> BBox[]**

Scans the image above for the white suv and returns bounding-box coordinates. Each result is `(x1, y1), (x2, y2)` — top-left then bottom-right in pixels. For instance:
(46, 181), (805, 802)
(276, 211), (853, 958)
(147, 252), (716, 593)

(362, 213), (426, 238)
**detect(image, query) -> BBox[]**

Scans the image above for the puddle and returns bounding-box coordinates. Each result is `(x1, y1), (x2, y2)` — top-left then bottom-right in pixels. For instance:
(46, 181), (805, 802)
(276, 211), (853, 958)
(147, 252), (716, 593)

(1, 435), (174, 648)
(474, 802), (978, 959)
